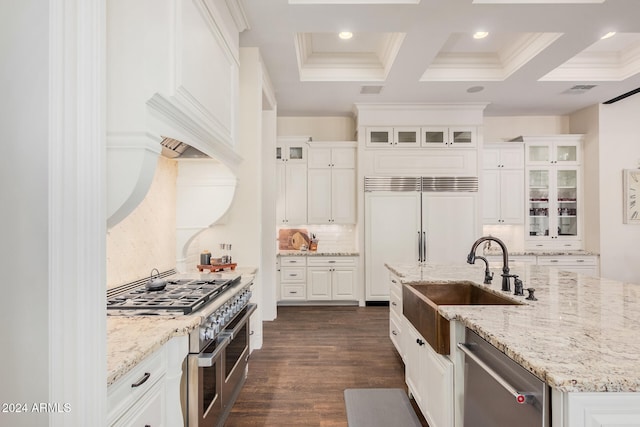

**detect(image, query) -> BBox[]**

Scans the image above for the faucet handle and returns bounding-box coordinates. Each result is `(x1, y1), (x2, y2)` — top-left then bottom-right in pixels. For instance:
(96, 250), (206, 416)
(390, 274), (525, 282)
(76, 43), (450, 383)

(513, 275), (524, 296)
(526, 288), (537, 301)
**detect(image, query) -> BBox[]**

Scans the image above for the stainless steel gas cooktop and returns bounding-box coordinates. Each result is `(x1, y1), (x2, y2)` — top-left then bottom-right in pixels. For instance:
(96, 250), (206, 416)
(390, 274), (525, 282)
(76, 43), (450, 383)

(107, 276), (241, 315)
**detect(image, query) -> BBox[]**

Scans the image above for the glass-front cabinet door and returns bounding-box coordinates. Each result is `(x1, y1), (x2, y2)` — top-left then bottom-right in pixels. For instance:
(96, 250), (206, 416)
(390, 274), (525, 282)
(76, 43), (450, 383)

(526, 166), (581, 248)
(556, 168), (578, 238)
(528, 169), (549, 238)
(525, 140), (581, 166)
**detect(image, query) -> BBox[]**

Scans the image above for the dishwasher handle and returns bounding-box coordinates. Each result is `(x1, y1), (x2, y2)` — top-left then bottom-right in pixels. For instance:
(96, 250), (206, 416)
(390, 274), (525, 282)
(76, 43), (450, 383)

(458, 342), (535, 405)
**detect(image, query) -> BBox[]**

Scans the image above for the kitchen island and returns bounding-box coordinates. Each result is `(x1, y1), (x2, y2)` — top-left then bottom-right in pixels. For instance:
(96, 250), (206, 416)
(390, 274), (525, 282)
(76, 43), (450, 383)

(386, 262), (640, 426)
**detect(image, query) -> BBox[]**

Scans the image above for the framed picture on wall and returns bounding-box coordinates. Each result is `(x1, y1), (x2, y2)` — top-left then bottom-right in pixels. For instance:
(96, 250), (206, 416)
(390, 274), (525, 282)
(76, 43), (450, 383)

(623, 169), (640, 224)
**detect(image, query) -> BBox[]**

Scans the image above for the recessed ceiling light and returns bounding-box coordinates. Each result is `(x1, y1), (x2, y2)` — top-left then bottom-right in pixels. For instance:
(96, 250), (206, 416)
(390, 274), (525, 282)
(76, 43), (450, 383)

(473, 31), (489, 39)
(467, 86), (484, 93)
(339, 31), (353, 40)
(601, 31), (616, 40)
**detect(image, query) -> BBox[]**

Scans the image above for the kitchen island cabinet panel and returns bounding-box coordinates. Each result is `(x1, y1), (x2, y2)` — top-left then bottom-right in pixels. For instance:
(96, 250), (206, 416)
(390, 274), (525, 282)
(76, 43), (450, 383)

(108, 335), (187, 427)
(387, 262), (640, 427)
(404, 321), (453, 427)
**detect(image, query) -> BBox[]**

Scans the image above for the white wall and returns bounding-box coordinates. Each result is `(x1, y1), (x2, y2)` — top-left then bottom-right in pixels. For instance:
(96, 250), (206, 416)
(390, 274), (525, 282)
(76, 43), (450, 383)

(484, 116), (569, 142)
(278, 116), (356, 141)
(0, 2), (49, 424)
(595, 97), (640, 283)
(569, 105), (600, 255)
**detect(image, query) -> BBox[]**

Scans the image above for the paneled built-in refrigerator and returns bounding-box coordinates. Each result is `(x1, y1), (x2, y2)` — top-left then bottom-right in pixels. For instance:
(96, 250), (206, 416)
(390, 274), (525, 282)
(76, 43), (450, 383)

(364, 176), (479, 302)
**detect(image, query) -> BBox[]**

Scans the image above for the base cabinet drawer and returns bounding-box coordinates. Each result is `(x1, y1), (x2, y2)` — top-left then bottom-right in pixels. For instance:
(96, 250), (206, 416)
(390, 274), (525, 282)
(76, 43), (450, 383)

(281, 284), (306, 300)
(107, 336), (187, 427)
(389, 311), (404, 360)
(280, 267), (306, 283)
(111, 381), (165, 427)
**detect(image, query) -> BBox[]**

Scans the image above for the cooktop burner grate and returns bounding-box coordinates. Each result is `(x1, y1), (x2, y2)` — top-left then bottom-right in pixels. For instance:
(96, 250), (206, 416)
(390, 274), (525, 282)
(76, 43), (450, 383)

(107, 277), (241, 315)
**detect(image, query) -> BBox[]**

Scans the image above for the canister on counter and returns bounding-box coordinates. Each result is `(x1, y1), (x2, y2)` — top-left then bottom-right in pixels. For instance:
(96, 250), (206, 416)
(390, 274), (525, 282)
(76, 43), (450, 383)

(200, 250), (211, 265)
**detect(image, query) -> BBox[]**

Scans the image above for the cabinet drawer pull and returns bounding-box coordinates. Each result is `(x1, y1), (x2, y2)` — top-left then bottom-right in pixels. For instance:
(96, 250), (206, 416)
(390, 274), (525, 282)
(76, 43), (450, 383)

(131, 372), (151, 388)
(289, 291), (298, 294)
(391, 302), (397, 306)
(328, 260), (336, 263)
(289, 274), (298, 277)
(576, 259), (585, 263)
(550, 259), (559, 263)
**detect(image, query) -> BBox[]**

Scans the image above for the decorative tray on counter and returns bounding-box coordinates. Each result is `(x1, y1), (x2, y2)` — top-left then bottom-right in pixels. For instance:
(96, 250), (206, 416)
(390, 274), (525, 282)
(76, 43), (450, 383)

(197, 263), (237, 272)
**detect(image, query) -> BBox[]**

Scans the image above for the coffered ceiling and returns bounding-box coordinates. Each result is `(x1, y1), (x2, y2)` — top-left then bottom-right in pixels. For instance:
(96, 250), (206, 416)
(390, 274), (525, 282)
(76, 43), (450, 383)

(239, 0), (640, 116)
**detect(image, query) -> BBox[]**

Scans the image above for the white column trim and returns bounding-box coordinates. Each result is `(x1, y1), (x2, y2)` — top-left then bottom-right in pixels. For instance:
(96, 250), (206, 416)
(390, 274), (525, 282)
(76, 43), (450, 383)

(49, 0), (106, 425)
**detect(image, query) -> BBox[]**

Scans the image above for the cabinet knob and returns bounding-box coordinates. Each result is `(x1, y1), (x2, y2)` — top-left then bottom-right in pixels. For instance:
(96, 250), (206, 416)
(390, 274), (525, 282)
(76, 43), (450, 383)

(416, 338), (425, 346)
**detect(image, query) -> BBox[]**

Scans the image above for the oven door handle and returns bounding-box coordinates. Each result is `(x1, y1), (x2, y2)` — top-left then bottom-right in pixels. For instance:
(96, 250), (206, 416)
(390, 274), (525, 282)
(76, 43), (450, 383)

(226, 303), (257, 339)
(198, 335), (231, 368)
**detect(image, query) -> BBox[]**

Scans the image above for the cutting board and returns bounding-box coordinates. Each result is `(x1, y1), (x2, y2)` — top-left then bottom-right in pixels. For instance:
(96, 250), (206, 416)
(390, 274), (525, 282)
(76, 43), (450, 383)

(278, 229), (310, 250)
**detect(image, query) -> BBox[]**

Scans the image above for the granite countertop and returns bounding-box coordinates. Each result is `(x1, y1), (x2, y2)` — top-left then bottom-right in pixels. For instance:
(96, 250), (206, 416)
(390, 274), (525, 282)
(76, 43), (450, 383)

(278, 250), (359, 256)
(107, 269), (257, 386)
(107, 315), (199, 386)
(386, 262), (640, 393)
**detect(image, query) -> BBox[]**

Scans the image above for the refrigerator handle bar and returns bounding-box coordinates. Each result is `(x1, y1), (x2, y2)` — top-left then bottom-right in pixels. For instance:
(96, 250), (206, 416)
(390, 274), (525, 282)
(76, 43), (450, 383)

(423, 231), (427, 262)
(418, 231), (422, 262)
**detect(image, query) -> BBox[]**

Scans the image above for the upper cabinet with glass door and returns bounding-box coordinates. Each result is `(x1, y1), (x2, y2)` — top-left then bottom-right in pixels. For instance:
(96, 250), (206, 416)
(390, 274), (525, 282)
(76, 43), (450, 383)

(276, 136), (310, 163)
(365, 127), (420, 148)
(517, 135), (582, 166)
(421, 126), (476, 148)
(520, 135), (584, 250)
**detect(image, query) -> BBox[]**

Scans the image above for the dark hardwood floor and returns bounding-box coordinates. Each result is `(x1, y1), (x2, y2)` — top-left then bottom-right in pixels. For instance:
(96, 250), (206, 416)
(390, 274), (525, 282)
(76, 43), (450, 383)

(226, 305), (429, 426)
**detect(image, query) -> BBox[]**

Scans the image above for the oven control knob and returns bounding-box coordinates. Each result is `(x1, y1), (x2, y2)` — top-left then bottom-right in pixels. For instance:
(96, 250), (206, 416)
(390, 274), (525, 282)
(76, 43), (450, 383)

(203, 327), (215, 340)
(212, 320), (220, 335)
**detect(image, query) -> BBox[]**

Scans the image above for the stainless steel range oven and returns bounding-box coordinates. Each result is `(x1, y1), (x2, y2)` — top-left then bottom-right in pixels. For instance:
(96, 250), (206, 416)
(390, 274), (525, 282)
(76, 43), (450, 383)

(187, 302), (256, 427)
(107, 272), (256, 427)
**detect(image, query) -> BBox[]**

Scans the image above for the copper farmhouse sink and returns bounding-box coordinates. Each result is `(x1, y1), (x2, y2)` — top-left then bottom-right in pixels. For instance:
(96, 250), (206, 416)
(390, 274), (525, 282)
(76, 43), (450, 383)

(402, 282), (521, 355)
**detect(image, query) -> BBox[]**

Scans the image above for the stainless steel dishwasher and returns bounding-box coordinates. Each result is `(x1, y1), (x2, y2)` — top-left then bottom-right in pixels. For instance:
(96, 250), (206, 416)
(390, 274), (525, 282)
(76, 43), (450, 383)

(458, 329), (550, 427)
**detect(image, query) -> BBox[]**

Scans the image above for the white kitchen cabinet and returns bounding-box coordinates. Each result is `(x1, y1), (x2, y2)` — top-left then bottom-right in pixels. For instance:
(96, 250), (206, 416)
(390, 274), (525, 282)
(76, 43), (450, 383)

(522, 135), (584, 250)
(421, 126), (476, 148)
(307, 143), (356, 224)
(405, 322), (453, 427)
(537, 255), (599, 276)
(520, 135), (582, 167)
(307, 257), (357, 301)
(276, 162), (307, 225)
(485, 254), (537, 265)
(365, 127), (420, 148)
(276, 137), (309, 163)
(389, 274), (404, 360)
(277, 136), (309, 225)
(558, 392), (640, 427)
(279, 256), (358, 302)
(482, 143), (524, 224)
(279, 256), (307, 300)
(108, 336), (187, 427)
(111, 383), (164, 427)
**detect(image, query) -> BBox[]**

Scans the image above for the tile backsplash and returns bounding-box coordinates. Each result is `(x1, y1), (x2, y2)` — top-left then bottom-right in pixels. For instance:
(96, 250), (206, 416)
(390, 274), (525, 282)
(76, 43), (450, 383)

(106, 156), (177, 289)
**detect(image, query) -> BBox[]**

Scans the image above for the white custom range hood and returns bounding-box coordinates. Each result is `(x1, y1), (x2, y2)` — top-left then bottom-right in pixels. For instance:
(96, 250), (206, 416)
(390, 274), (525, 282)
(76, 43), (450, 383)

(106, 0), (248, 269)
